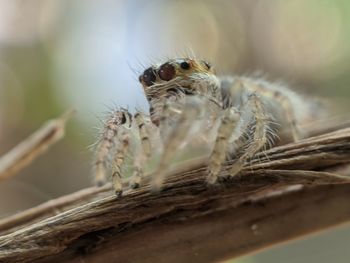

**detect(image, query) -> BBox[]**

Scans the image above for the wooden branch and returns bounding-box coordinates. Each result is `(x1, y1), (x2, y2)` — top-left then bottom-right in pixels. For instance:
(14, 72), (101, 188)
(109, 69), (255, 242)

(1, 128), (350, 263)
(33, 184), (350, 263)
(0, 185), (109, 235)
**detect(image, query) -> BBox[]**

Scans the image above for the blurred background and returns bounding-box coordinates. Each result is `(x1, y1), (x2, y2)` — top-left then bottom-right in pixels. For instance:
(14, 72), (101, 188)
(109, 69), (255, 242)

(0, 0), (349, 262)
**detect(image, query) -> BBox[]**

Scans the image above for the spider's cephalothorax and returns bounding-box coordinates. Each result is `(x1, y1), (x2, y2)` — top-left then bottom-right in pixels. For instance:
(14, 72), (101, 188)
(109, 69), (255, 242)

(138, 58), (221, 126)
(94, 57), (322, 195)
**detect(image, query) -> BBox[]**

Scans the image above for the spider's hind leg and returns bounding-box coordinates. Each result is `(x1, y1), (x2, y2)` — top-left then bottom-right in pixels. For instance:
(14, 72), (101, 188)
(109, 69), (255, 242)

(249, 81), (303, 142)
(272, 90), (302, 141)
(229, 93), (270, 177)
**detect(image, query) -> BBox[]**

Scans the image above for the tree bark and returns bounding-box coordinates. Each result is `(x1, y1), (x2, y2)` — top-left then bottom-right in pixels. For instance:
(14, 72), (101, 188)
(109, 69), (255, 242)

(1, 128), (350, 263)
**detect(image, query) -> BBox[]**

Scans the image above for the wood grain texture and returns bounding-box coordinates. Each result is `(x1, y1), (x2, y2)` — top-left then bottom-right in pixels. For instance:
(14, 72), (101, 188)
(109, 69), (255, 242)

(1, 128), (350, 263)
(44, 184), (350, 263)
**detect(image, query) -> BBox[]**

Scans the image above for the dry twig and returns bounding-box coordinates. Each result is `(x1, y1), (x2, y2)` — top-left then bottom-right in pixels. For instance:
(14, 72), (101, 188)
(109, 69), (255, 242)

(0, 128), (350, 262)
(0, 110), (75, 181)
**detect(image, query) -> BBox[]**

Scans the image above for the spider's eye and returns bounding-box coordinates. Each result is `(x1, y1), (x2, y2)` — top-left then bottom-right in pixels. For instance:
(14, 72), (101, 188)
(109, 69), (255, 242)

(158, 63), (176, 81)
(203, 60), (211, 70)
(119, 112), (127, 124)
(141, 67), (156, 87)
(180, 61), (190, 70)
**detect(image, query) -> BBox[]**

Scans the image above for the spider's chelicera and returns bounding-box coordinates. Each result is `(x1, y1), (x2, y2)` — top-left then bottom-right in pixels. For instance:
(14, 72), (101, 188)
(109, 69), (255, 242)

(94, 57), (321, 196)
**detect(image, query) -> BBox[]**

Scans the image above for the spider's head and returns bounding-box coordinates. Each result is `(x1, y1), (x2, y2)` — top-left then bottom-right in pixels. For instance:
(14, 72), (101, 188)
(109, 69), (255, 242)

(138, 58), (221, 126)
(139, 58), (220, 102)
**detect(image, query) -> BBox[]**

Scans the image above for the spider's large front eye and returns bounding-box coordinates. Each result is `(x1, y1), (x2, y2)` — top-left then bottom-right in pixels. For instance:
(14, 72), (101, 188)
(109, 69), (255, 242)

(158, 63), (176, 81)
(141, 67), (156, 87)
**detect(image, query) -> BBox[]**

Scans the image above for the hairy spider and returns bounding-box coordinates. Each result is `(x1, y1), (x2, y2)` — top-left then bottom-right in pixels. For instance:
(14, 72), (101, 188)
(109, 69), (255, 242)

(93, 58), (323, 196)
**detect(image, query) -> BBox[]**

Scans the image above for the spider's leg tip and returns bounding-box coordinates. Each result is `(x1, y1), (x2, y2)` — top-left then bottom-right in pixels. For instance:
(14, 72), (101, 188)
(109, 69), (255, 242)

(129, 174), (142, 189)
(206, 172), (218, 185)
(130, 182), (140, 189)
(207, 181), (222, 191)
(150, 184), (162, 194)
(115, 190), (123, 198)
(95, 180), (106, 187)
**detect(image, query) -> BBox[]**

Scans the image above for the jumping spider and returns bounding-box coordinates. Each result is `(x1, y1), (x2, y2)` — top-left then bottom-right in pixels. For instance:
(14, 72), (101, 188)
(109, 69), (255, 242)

(93, 58), (321, 196)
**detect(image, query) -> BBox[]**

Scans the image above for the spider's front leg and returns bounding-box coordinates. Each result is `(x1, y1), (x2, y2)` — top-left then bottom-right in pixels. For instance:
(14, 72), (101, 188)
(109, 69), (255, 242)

(151, 95), (209, 192)
(93, 109), (132, 196)
(128, 111), (154, 189)
(207, 107), (240, 184)
(207, 91), (271, 184)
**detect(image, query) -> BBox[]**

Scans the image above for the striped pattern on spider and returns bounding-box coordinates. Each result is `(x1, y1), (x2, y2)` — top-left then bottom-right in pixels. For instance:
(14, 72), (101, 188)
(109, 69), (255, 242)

(93, 58), (323, 196)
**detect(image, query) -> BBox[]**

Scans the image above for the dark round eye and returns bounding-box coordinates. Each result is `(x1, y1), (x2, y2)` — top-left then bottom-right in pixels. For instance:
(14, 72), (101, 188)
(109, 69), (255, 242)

(180, 61), (190, 70)
(141, 67), (156, 87)
(120, 112), (127, 124)
(203, 60), (211, 70)
(158, 63), (176, 81)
